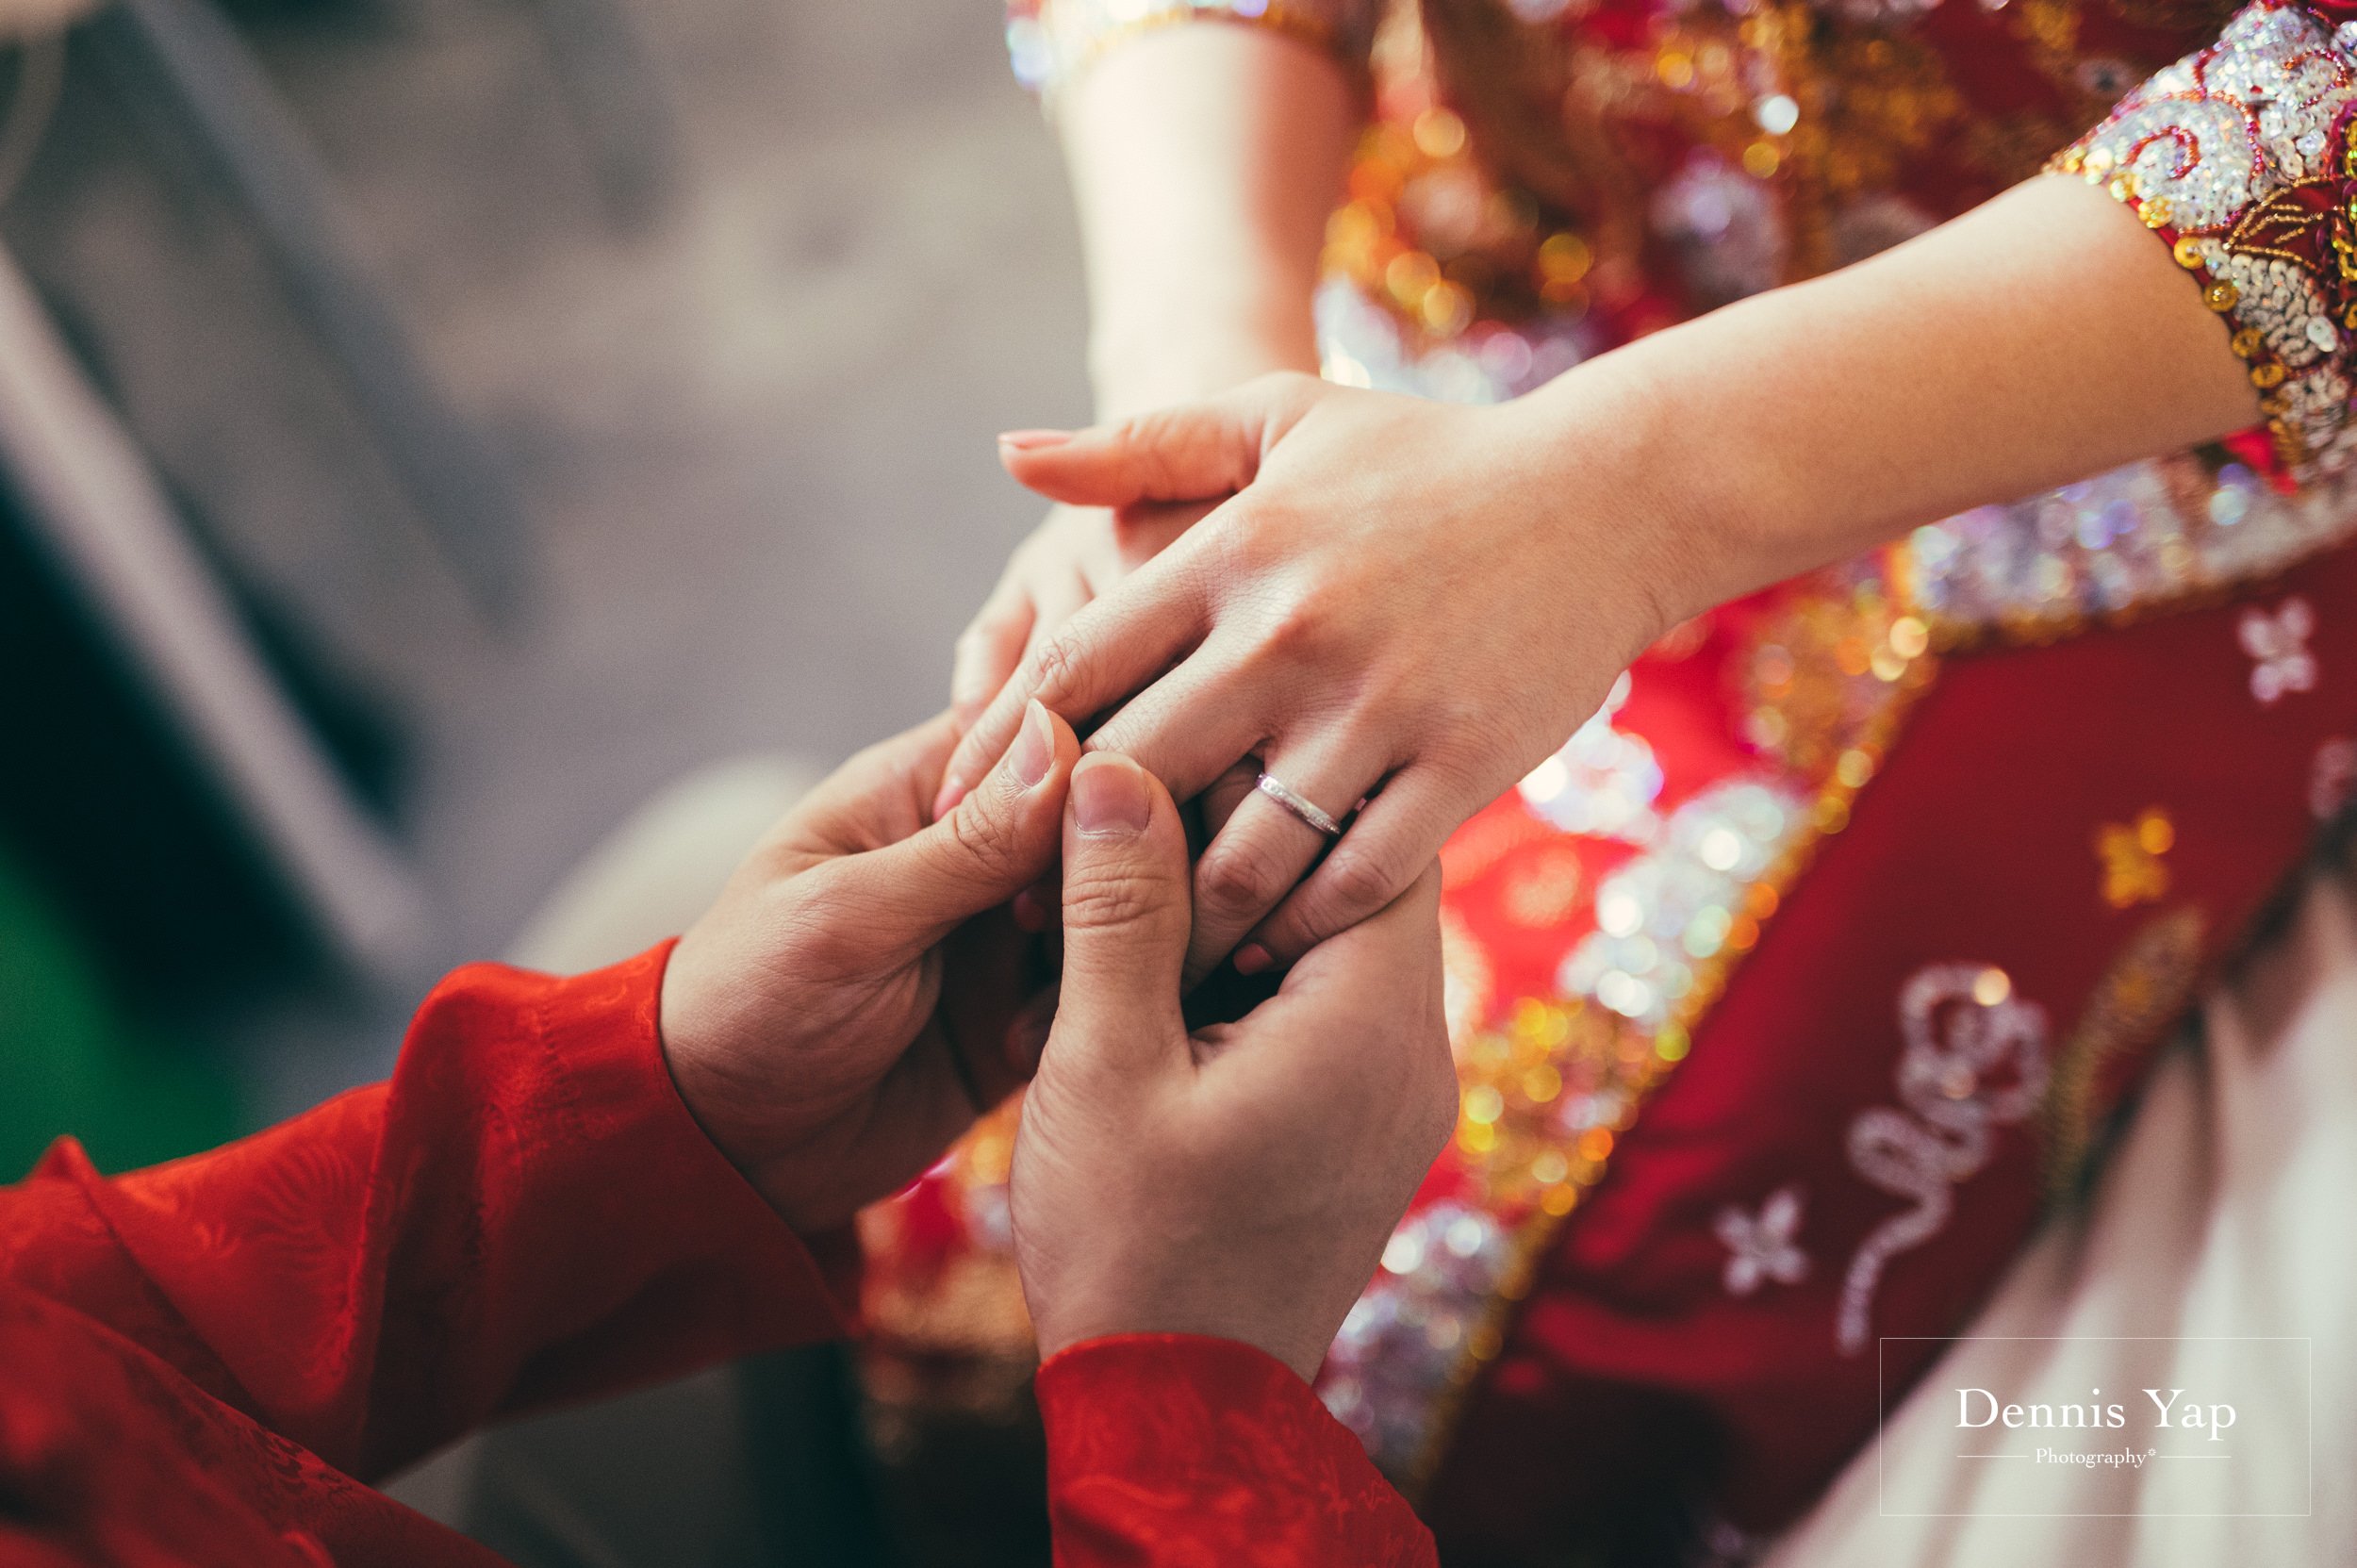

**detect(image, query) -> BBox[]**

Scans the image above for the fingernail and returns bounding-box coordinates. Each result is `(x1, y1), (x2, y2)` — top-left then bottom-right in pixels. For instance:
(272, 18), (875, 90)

(1234, 944), (1273, 976)
(931, 776), (968, 822)
(998, 429), (1074, 451)
(1073, 759), (1151, 836)
(1008, 701), (1053, 789)
(1012, 887), (1049, 932)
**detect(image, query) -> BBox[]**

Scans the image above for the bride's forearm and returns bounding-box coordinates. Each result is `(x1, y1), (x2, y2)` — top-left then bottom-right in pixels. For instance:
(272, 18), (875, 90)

(1533, 175), (2266, 626)
(1058, 25), (1355, 419)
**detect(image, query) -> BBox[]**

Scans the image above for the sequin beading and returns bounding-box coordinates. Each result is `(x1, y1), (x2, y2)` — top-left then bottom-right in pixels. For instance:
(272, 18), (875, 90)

(2056, 2), (2357, 484)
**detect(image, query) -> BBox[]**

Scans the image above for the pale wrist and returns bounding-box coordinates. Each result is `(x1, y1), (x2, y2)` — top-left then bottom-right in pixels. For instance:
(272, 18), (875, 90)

(1505, 355), (1732, 651)
(1087, 310), (1319, 420)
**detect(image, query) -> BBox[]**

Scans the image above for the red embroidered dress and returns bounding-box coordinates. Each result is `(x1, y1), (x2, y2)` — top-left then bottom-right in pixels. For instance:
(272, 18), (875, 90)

(0, 947), (1435, 1568)
(858, 0), (2357, 1557)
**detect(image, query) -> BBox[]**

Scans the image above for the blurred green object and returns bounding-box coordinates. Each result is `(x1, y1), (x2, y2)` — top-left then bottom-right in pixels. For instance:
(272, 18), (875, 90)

(0, 843), (240, 1179)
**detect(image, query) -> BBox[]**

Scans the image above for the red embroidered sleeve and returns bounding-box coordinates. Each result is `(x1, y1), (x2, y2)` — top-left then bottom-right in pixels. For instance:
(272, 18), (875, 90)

(2054, 0), (2357, 484)
(0, 944), (852, 1484)
(1036, 1333), (1441, 1567)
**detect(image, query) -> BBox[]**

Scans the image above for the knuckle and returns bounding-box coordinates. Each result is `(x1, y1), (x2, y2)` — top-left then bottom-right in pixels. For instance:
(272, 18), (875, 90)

(1060, 859), (1174, 933)
(767, 871), (868, 978)
(1117, 407), (1177, 449)
(1418, 681), (1493, 737)
(1196, 830), (1295, 916)
(1318, 842), (1403, 916)
(947, 799), (1025, 881)
(1104, 411), (1182, 489)
(1260, 588), (1322, 658)
(1244, 569), (1348, 664)
(1398, 734), (1487, 806)
(1027, 632), (1088, 702)
(1352, 659), (1420, 714)
(1195, 509), (1260, 586)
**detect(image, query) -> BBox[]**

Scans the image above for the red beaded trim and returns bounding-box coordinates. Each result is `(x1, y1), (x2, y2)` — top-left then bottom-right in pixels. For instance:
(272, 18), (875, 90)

(2050, 96), (2357, 484)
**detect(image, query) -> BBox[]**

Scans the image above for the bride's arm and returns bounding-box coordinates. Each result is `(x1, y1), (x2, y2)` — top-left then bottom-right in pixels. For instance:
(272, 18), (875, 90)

(947, 161), (2276, 978)
(951, 18), (1356, 718)
(1056, 25), (1353, 421)
(1525, 173), (2263, 631)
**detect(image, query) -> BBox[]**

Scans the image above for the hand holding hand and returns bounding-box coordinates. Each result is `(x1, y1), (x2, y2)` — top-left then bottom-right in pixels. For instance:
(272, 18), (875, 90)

(660, 702), (1079, 1233)
(951, 501), (1214, 726)
(1008, 751), (1458, 1381)
(939, 371), (1690, 989)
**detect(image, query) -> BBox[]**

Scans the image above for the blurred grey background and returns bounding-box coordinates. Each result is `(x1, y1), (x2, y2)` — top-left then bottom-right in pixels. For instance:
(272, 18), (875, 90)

(0, 0), (1091, 1123)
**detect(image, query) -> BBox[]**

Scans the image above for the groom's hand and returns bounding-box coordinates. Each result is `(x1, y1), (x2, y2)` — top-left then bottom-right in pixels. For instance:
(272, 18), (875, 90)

(1009, 753), (1458, 1382)
(660, 702), (1079, 1232)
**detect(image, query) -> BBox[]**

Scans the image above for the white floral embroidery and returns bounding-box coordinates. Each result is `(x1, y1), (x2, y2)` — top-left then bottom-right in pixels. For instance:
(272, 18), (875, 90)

(2240, 596), (2318, 704)
(2312, 736), (2357, 821)
(1715, 1185), (1810, 1296)
(1838, 964), (2050, 1355)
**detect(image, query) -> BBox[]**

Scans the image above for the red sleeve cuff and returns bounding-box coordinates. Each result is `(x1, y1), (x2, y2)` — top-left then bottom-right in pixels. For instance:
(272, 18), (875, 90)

(61, 943), (857, 1472)
(1036, 1333), (1438, 1567)
(420, 940), (862, 1404)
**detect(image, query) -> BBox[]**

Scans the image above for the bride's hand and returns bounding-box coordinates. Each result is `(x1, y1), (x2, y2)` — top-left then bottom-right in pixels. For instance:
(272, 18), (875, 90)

(935, 371), (1694, 986)
(943, 179), (2284, 986)
(951, 501), (1213, 725)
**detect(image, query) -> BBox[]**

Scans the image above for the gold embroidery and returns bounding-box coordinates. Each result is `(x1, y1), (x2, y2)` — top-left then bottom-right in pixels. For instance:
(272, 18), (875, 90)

(1813, 30), (1965, 199)
(1742, 575), (1925, 780)
(2094, 808), (2176, 909)
(2039, 904), (2208, 1197)
(2228, 186), (2336, 270)
(1406, 570), (1940, 1492)
(1330, 0), (2093, 359)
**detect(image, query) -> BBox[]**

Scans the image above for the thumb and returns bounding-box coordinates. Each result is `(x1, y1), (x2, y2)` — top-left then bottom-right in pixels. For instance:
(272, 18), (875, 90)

(997, 371), (1320, 511)
(839, 701), (1079, 949)
(1052, 753), (1192, 1059)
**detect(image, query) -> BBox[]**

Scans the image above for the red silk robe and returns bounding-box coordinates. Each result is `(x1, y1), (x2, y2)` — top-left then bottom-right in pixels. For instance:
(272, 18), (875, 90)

(0, 945), (1434, 1568)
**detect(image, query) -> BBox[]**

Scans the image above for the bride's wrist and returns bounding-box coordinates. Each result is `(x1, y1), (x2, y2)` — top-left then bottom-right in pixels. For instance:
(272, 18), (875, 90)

(1087, 311), (1318, 421)
(1507, 351), (1734, 652)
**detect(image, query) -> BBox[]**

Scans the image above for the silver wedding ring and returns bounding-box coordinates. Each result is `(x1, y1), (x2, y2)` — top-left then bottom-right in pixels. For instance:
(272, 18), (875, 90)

(1255, 771), (1344, 838)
